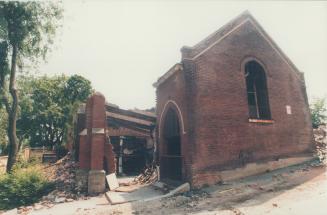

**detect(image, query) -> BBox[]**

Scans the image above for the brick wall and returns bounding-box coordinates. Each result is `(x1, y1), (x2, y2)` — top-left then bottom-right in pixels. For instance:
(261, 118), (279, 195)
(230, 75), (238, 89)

(78, 93), (116, 173)
(156, 16), (314, 187)
(156, 66), (194, 182)
(104, 143), (116, 174)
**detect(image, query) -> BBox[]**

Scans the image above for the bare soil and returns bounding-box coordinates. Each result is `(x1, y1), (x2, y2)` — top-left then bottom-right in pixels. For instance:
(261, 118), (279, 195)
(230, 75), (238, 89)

(27, 160), (327, 215)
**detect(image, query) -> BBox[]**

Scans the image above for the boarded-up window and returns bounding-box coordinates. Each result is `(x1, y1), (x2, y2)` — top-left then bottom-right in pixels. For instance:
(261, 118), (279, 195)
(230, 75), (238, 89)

(245, 61), (271, 119)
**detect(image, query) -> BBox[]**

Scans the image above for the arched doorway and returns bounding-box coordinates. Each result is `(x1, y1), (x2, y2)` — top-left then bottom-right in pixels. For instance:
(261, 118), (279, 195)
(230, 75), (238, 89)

(160, 108), (182, 181)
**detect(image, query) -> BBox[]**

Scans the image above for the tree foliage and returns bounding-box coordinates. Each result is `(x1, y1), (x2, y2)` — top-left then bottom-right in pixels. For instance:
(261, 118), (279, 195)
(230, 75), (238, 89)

(0, 2), (63, 62)
(17, 75), (93, 150)
(0, 1), (62, 172)
(310, 97), (327, 128)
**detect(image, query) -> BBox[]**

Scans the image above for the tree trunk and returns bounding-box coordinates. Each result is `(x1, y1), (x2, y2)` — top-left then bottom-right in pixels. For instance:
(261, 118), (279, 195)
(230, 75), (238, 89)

(6, 44), (19, 173)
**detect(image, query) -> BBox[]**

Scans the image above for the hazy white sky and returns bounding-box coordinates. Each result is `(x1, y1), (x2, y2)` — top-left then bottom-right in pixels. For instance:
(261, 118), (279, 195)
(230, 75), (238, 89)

(39, 0), (327, 109)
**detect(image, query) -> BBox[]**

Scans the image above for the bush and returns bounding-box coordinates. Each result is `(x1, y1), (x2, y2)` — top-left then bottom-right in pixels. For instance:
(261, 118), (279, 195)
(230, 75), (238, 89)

(0, 142), (8, 155)
(12, 154), (41, 171)
(28, 156), (42, 165)
(0, 167), (54, 210)
(310, 97), (327, 128)
(12, 157), (30, 170)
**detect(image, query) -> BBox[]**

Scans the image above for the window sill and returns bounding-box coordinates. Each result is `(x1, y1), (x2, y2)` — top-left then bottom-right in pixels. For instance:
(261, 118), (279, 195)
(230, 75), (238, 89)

(248, 119), (274, 124)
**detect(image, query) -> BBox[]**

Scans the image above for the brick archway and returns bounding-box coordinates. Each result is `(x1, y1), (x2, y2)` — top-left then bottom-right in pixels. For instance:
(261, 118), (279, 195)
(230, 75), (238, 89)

(159, 102), (184, 182)
(158, 100), (186, 138)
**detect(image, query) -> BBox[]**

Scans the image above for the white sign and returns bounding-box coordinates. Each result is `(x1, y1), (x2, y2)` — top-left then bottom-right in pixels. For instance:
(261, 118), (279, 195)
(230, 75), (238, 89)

(286, 105), (292, 114)
(106, 173), (119, 190)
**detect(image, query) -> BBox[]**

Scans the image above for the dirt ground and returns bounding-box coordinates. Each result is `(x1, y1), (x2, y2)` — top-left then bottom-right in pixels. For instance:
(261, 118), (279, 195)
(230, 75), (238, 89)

(25, 160), (327, 215)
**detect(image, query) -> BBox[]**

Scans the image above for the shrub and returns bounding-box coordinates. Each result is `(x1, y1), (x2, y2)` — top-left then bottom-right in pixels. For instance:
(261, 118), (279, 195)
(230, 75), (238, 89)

(12, 154), (41, 171)
(12, 156), (30, 170)
(310, 97), (327, 128)
(28, 156), (42, 165)
(0, 167), (54, 210)
(0, 142), (8, 155)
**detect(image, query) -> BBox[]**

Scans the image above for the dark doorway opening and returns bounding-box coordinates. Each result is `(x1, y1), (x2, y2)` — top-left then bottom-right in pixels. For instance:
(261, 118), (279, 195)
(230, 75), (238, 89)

(111, 136), (147, 176)
(121, 137), (147, 175)
(161, 108), (182, 181)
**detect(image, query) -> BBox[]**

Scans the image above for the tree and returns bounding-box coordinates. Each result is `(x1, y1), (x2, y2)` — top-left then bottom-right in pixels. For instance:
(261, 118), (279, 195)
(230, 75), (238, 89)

(0, 2), (62, 172)
(310, 97), (327, 128)
(0, 108), (8, 155)
(0, 41), (9, 155)
(17, 75), (92, 152)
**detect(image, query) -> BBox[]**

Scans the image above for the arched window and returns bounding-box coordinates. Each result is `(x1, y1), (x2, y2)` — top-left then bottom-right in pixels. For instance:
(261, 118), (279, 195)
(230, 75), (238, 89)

(245, 61), (271, 119)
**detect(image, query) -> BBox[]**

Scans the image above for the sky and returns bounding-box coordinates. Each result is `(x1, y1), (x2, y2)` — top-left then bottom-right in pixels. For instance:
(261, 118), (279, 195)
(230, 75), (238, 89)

(38, 0), (327, 110)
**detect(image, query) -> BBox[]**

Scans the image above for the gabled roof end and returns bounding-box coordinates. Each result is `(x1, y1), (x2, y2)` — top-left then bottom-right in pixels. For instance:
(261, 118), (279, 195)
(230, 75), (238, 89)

(153, 63), (183, 88)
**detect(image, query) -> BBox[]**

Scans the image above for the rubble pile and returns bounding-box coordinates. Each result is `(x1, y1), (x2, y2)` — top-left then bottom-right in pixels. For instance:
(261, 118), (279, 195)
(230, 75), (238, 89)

(314, 125), (327, 164)
(43, 153), (78, 193)
(16, 153), (86, 214)
(134, 165), (158, 184)
(161, 190), (209, 210)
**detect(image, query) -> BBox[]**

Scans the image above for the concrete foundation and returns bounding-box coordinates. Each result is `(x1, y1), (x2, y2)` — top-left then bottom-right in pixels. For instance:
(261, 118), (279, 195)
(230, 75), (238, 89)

(192, 155), (314, 188)
(75, 169), (89, 193)
(220, 156), (314, 181)
(88, 170), (106, 194)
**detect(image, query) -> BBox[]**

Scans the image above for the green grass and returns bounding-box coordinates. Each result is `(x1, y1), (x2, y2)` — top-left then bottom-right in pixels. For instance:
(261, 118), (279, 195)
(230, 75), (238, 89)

(0, 162), (55, 210)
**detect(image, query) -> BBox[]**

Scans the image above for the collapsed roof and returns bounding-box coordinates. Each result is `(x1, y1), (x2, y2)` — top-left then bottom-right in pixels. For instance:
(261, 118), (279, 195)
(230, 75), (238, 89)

(106, 104), (156, 137)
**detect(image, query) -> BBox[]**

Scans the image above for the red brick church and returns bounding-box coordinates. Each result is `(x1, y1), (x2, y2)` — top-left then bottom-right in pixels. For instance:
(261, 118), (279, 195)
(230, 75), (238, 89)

(154, 11), (314, 187)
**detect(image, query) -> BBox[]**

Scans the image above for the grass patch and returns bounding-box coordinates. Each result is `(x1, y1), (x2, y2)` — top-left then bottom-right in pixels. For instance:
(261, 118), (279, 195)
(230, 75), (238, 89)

(0, 162), (55, 210)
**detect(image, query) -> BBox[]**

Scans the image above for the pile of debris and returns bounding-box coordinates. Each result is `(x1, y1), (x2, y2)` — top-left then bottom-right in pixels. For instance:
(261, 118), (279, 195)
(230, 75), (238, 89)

(17, 191), (83, 215)
(314, 124), (327, 164)
(134, 165), (158, 184)
(43, 152), (79, 193)
(161, 190), (209, 210)
(16, 153), (86, 214)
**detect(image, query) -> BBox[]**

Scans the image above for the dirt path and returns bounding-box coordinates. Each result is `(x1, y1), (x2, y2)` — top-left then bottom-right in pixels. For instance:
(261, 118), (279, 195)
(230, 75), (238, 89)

(25, 161), (327, 215)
